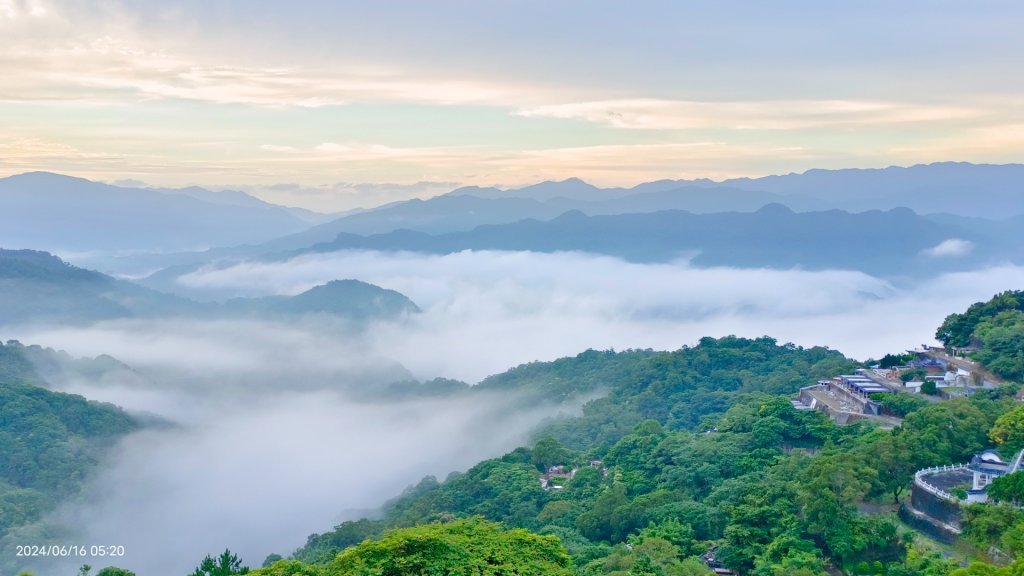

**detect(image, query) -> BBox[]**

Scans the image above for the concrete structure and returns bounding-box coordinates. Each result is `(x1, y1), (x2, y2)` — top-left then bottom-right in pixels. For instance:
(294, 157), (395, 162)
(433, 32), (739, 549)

(903, 448), (1024, 542)
(966, 449), (1024, 503)
(795, 382), (902, 426)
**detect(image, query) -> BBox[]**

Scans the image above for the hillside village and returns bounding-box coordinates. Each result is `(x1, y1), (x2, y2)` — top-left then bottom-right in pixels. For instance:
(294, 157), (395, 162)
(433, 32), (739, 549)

(791, 342), (1024, 550)
(794, 347), (1004, 427)
(521, 327), (1024, 575)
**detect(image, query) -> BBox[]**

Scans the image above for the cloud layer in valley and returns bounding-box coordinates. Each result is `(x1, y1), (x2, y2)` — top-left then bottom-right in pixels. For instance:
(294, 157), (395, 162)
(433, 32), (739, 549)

(10, 249), (1024, 573)
(9, 318), (560, 574)
(176, 249), (1024, 381)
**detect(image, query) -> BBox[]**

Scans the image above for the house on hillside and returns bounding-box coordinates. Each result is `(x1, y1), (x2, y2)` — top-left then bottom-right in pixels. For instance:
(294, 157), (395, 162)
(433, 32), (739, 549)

(539, 465), (575, 490)
(539, 461), (609, 490)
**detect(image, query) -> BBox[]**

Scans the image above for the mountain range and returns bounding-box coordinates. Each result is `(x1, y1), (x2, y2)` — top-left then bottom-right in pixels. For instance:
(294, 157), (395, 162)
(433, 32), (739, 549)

(0, 172), (315, 252)
(1, 162), (1022, 285)
(294, 204), (1010, 278)
(254, 161), (1021, 245)
(0, 249), (418, 326)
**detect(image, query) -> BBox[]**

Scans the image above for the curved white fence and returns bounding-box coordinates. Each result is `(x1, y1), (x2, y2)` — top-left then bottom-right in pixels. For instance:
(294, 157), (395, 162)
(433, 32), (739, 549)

(914, 464), (968, 502)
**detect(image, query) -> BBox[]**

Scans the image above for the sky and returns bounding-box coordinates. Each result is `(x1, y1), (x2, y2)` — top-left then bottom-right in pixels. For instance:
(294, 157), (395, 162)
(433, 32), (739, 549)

(1, 0), (1023, 210)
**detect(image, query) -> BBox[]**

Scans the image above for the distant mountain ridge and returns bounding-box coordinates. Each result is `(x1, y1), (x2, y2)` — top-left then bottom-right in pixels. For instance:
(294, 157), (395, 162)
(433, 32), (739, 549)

(151, 184), (330, 224)
(3, 162), (1021, 279)
(442, 162), (1024, 218)
(232, 162), (1021, 248)
(0, 249), (418, 326)
(713, 162), (1024, 217)
(274, 184), (826, 243)
(222, 279), (420, 320)
(298, 204), (1013, 278)
(0, 172), (317, 252)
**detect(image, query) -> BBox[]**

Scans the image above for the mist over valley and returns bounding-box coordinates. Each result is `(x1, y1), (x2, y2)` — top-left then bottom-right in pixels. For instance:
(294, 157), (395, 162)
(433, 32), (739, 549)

(3, 3), (1024, 572)
(3, 165), (1024, 573)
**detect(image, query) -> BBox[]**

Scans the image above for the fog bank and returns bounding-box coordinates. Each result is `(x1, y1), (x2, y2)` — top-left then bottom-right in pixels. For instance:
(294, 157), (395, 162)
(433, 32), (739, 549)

(11, 249), (1024, 573)
(181, 250), (1024, 380)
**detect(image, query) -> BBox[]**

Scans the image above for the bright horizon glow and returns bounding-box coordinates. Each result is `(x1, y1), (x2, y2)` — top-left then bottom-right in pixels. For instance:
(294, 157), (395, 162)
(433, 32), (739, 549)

(1, 1), (1022, 211)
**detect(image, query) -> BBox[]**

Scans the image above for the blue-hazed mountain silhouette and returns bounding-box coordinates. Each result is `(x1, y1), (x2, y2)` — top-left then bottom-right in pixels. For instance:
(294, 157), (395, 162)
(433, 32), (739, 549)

(449, 163), (1024, 219)
(238, 162), (1020, 247)
(668, 162), (1024, 218)
(297, 204), (1013, 278)
(0, 172), (316, 252)
(0, 249), (418, 326)
(8, 163), (1021, 281)
(150, 184), (330, 224)
(278, 184), (821, 241)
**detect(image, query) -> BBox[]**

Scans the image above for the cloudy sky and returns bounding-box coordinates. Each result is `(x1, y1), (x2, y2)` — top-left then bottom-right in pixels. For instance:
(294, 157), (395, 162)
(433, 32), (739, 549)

(1, 0), (1022, 209)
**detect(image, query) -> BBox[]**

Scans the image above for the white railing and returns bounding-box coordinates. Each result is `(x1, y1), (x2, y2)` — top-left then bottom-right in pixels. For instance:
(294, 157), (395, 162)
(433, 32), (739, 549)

(914, 464), (968, 502)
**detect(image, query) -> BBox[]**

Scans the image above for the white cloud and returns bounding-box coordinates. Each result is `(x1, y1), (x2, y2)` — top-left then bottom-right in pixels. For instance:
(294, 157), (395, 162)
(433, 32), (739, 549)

(516, 98), (988, 131)
(175, 250), (1024, 381)
(258, 144), (299, 153)
(36, 382), (555, 574)
(12, 250), (1024, 573)
(14, 316), (565, 575)
(0, 21), (539, 108)
(0, 0), (47, 20)
(922, 238), (973, 258)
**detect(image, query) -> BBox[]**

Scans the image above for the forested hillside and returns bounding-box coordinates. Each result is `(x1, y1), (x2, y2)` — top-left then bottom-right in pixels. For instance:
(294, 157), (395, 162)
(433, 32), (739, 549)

(0, 249), (419, 325)
(937, 290), (1024, 382)
(0, 340), (138, 565)
(248, 332), (1024, 576)
(10, 295), (1024, 575)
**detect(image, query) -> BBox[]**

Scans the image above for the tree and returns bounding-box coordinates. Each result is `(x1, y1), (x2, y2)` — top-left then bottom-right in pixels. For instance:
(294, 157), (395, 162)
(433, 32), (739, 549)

(576, 482), (631, 542)
(248, 560), (324, 576)
(869, 433), (916, 503)
(988, 471), (1024, 506)
(950, 561), (1006, 576)
(900, 368), (927, 383)
(991, 405), (1024, 454)
(871, 394), (927, 417)
(261, 554), (283, 568)
(326, 517), (573, 576)
(936, 290), (1024, 347)
(961, 503), (1024, 550)
(920, 380), (938, 396)
(902, 400), (991, 463)
(97, 568), (137, 576)
(628, 554), (664, 575)
(632, 518), (698, 556)
(755, 550), (828, 576)
(190, 549), (250, 576)
(531, 436), (574, 472)
(676, 558), (715, 575)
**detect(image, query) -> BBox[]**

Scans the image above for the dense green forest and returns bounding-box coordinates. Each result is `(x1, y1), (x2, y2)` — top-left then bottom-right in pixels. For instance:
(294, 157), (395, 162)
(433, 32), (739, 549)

(9, 291), (1024, 575)
(248, 326), (1024, 576)
(0, 340), (138, 572)
(937, 290), (1024, 381)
